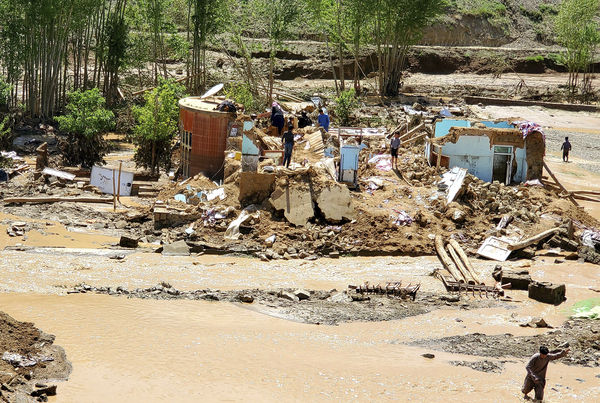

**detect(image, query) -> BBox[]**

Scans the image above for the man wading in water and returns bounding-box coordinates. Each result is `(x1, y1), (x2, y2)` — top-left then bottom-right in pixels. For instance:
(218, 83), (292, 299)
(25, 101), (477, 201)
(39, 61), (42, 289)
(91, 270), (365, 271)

(522, 345), (569, 401)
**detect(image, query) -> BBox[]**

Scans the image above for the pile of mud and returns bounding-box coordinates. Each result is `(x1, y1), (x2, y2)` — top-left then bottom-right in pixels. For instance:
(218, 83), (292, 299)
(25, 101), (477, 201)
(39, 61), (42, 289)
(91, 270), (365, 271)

(70, 282), (506, 326)
(412, 319), (600, 367)
(0, 311), (71, 402)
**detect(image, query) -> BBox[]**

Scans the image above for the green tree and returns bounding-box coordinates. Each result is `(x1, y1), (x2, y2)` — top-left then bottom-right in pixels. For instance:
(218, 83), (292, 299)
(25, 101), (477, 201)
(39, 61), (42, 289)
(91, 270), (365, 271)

(187, 0), (228, 94)
(373, 0), (445, 96)
(56, 88), (115, 167)
(334, 88), (358, 125)
(252, 0), (300, 105)
(133, 78), (186, 174)
(555, 0), (600, 101)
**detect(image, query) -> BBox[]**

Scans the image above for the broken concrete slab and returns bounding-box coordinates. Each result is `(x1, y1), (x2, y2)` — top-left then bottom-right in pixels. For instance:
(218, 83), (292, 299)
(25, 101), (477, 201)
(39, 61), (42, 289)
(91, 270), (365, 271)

(528, 281), (566, 305)
(279, 291), (299, 302)
(314, 183), (355, 222)
(238, 172), (275, 206)
(293, 289), (311, 300)
(269, 182), (314, 227)
(161, 240), (191, 257)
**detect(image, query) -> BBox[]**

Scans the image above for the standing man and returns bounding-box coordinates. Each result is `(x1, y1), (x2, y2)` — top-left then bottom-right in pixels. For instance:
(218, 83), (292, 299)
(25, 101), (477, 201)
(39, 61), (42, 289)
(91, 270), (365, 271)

(390, 132), (401, 169)
(282, 124), (295, 168)
(561, 137), (572, 162)
(271, 102), (285, 136)
(317, 108), (330, 132)
(522, 345), (569, 401)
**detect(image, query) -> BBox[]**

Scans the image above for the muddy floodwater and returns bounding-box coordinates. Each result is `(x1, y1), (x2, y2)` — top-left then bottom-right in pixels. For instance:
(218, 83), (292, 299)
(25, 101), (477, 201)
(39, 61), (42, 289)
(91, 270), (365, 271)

(0, 250), (599, 402)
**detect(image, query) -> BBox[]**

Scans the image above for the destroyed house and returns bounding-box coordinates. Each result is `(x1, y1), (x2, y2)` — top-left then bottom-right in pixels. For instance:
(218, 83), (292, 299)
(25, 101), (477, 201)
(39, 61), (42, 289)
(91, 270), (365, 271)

(425, 119), (545, 184)
(178, 97), (240, 179)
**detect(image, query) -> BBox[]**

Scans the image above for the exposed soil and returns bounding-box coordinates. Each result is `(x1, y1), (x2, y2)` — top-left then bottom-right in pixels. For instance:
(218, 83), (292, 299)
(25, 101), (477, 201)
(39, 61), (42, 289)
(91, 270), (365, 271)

(412, 319), (600, 367)
(0, 311), (71, 402)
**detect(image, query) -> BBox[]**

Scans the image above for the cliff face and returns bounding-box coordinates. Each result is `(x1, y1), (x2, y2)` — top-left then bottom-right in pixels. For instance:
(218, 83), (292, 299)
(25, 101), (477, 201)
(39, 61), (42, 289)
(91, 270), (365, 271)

(421, 0), (562, 47)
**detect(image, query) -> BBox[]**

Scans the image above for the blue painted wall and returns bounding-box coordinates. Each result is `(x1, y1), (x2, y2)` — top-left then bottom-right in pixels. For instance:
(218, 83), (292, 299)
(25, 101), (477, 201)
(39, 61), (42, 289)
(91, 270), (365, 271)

(434, 119), (470, 138)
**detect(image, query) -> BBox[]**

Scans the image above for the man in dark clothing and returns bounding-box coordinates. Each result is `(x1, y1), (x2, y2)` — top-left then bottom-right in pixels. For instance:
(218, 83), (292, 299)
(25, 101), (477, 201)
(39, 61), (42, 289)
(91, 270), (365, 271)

(282, 124), (295, 168)
(561, 137), (572, 162)
(522, 345), (569, 401)
(298, 111), (312, 128)
(271, 102), (285, 136)
(390, 132), (401, 169)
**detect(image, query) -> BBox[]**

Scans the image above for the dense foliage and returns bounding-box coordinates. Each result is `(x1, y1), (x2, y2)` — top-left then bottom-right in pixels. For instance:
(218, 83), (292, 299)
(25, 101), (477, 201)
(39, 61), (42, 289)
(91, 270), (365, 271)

(56, 88), (115, 167)
(133, 78), (186, 174)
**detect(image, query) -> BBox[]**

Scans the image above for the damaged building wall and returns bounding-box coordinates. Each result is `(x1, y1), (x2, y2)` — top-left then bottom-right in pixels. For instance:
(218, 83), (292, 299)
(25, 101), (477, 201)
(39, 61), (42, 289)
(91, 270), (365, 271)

(438, 134), (527, 183)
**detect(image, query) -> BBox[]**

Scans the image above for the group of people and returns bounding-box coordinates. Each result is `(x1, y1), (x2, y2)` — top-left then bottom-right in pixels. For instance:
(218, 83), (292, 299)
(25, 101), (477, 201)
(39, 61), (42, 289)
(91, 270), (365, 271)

(270, 102), (330, 168)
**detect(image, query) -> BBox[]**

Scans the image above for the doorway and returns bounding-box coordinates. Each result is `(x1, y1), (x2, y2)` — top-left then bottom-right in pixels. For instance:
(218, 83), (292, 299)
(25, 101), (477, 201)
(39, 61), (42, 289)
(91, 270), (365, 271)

(492, 146), (513, 184)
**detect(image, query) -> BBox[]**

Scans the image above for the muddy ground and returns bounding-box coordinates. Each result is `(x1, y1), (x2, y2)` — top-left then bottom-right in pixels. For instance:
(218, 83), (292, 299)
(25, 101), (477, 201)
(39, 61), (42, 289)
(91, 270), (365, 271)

(0, 311), (71, 402)
(413, 319), (600, 368)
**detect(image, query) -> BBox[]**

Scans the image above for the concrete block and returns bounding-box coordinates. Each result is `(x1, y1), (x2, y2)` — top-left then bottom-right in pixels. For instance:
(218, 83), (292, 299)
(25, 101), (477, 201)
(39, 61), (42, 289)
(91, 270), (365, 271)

(162, 240), (191, 257)
(119, 235), (139, 248)
(501, 269), (532, 290)
(239, 172), (275, 206)
(528, 281), (566, 305)
(314, 183), (355, 222)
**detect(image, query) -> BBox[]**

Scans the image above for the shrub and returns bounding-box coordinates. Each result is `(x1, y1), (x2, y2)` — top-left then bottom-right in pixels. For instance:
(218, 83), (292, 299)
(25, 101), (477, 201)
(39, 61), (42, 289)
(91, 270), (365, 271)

(56, 88), (115, 167)
(334, 88), (358, 126)
(224, 82), (261, 113)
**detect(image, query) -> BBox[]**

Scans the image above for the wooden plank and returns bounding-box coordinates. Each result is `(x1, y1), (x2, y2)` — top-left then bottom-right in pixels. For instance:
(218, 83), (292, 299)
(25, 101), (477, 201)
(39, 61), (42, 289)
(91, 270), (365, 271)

(447, 242), (474, 284)
(543, 161), (579, 207)
(449, 239), (482, 284)
(507, 227), (561, 251)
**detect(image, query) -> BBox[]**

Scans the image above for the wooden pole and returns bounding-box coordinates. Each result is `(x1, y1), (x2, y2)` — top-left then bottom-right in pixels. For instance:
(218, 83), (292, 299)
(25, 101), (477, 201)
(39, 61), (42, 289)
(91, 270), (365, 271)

(117, 162), (122, 203)
(508, 227), (561, 251)
(434, 235), (463, 282)
(448, 239), (482, 284)
(447, 242), (474, 284)
(112, 168), (116, 212)
(543, 161), (579, 207)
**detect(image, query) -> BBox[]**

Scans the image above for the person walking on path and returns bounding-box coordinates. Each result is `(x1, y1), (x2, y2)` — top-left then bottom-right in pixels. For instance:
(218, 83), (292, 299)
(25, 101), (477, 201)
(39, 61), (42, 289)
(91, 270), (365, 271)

(561, 137), (572, 162)
(282, 124), (295, 168)
(390, 132), (401, 169)
(317, 108), (330, 132)
(522, 345), (569, 402)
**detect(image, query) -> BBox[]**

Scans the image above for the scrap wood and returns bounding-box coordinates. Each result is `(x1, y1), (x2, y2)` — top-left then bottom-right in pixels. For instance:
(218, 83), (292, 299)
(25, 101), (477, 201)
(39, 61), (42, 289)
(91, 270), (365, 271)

(543, 161), (579, 207)
(434, 234), (463, 283)
(398, 122), (425, 142)
(507, 227), (561, 251)
(3, 196), (113, 204)
(400, 132), (427, 146)
(571, 194), (600, 203)
(448, 239), (482, 284)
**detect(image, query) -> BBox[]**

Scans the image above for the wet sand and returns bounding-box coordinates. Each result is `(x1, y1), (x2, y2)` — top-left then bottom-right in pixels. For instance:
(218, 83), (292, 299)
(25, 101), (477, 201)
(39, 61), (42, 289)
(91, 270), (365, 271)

(0, 293), (598, 402)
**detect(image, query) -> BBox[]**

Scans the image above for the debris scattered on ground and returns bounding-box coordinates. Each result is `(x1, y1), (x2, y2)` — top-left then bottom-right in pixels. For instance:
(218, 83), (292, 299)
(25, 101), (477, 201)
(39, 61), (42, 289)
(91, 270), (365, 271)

(449, 360), (505, 373)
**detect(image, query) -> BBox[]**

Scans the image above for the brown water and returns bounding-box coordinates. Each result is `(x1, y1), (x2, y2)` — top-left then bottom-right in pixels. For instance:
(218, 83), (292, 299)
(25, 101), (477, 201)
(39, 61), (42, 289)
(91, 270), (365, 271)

(1, 293), (598, 403)
(0, 250), (598, 402)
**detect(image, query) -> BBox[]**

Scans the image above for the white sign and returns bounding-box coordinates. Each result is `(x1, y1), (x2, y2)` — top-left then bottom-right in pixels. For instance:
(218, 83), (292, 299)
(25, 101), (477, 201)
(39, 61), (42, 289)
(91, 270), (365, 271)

(90, 166), (134, 196)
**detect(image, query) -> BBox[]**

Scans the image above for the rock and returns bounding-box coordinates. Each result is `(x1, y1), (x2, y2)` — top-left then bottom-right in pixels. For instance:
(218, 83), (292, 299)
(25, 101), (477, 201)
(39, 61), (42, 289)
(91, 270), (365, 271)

(161, 240), (190, 256)
(329, 251), (340, 259)
(259, 253), (269, 262)
(422, 353), (435, 359)
(119, 235), (139, 248)
(328, 292), (352, 303)
(115, 220), (128, 229)
(500, 269), (532, 290)
(294, 289), (311, 300)
(451, 209), (466, 223)
(31, 385), (57, 397)
(238, 294), (254, 303)
(521, 317), (552, 328)
(528, 281), (566, 305)
(279, 291), (299, 302)
(440, 295), (460, 302)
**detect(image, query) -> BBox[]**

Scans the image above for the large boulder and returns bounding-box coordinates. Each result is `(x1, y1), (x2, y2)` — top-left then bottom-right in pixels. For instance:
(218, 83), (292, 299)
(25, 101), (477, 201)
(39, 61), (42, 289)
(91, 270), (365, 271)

(314, 183), (355, 222)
